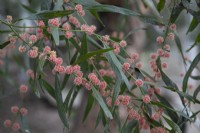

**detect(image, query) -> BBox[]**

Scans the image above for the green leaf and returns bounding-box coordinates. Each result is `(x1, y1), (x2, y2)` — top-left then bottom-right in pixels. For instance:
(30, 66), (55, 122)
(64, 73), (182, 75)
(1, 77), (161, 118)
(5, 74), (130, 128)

(186, 33), (200, 52)
(82, 92), (94, 122)
(50, 26), (59, 46)
(90, 10), (105, 26)
(174, 32), (186, 65)
(193, 85), (200, 99)
(187, 17), (199, 34)
(112, 77), (122, 106)
(25, 10), (74, 20)
(55, 74), (69, 129)
(191, 75), (200, 80)
(40, 79), (55, 98)
(163, 116), (182, 133)
(92, 86), (113, 119)
(74, 48), (113, 64)
(41, 0), (53, 10)
(20, 2), (37, 13)
(105, 45), (131, 90)
(170, 5), (184, 23)
(182, 53), (200, 92)
(0, 41), (10, 49)
(157, 0), (165, 12)
(80, 33), (88, 72)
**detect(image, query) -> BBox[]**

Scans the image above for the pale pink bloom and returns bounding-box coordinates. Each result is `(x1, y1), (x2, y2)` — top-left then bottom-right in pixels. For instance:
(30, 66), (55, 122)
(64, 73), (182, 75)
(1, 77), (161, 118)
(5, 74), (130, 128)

(119, 40), (127, 47)
(152, 112), (160, 121)
(127, 58), (134, 64)
(156, 36), (164, 44)
(102, 35), (110, 42)
(75, 71), (83, 77)
(122, 62), (130, 71)
(170, 23), (176, 30)
(85, 83), (92, 90)
(150, 53), (157, 60)
(122, 95), (131, 106)
(54, 65), (65, 74)
(132, 52), (139, 60)
(6, 15), (12, 23)
(99, 69), (106, 76)
(48, 18), (60, 27)
(19, 84), (28, 93)
(37, 20), (45, 27)
(81, 24), (88, 31)
(147, 88), (154, 95)
(113, 44), (120, 54)
(27, 49), (38, 58)
(143, 95), (150, 104)
(157, 48), (164, 56)
(163, 52), (170, 58)
(11, 106), (19, 114)
(135, 79), (143, 87)
(18, 45), (26, 53)
(69, 16), (80, 27)
(164, 44), (170, 51)
(37, 32), (44, 39)
(168, 32), (175, 41)
(162, 62), (167, 69)
(65, 66), (73, 74)
(155, 88), (161, 94)
(156, 72), (161, 78)
(136, 62), (143, 69)
(20, 107), (28, 116)
(4, 119), (12, 128)
(29, 35), (37, 43)
(9, 36), (16, 44)
(73, 65), (81, 72)
(99, 81), (107, 90)
(65, 31), (73, 39)
(74, 77), (82, 85)
(62, 22), (71, 30)
(75, 4), (83, 11)
(43, 46), (51, 53)
(54, 57), (63, 65)
(12, 122), (20, 131)
(37, 28), (43, 33)
(26, 69), (34, 79)
(114, 98), (120, 106)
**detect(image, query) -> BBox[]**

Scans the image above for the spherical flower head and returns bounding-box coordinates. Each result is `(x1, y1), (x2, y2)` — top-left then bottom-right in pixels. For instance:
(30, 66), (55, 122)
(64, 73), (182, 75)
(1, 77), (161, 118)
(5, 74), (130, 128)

(20, 107), (28, 116)
(143, 95), (150, 104)
(162, 62), (168, 69)
(65, 66), (73, 74)
(62, 22), (71, 30)
(168, 32), (175, 41)
(156, 36), (164, 44)
(12, 122), (20, 131)
(48, 18), (60, 27)
(73, 65), (81, 72)
(102, 35), (110, 42)
(74, 77), (82, 85)
(99, 69), (106, 76)
(6, 15), (12, 23)
(119, 40), (127, 47)
(122, 95), (131, 106)
(99, 81), (107, 90)
(65, 31), (73, 39)
(155, 88), (161, 94)
(4, 119), (12, 128)
(26, 69), (34, 79)
(147, 88), (154, 95)
(75, 4), (83, 11)
(19, 84), (28, 93)
(9, 36), (16, 45)
(150, 53), (157, 60)
(54, 57), (63, 65)
(75, 71), (83, 77)
(43, 46), (51, 54)
(85, 83), (92, 90)
(163, 52), (170, 58)
(135, 79), (143, 87)
(136, 62), (143, 69)
(132, 52), (139, 60)
(81, 24), (88, 31)
(37, 20), (45, 27)
(69, 16), (80, 28)
(18, 45), (26, 53)
(86, 25), (96, 35)
(114, 98), (120, 106)
(157, 48), (164, 56)
(122, 62), (130, 71)
(27, 49), (38, 58)
(29, 35), (37, 43)
(113, 44), (120, 54)
(152, 112), (160, 121)
(54, 65), (65, 74)
(170, 23), (176, 30)
(164, 44), (170, 51)
(11, 106), (19, 114)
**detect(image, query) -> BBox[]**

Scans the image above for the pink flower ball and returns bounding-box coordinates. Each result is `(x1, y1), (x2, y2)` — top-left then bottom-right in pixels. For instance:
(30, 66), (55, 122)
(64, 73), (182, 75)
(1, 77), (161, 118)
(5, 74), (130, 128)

(150, 53), (157, 60)
(106, 97), (112, 107)
(168, 32), (175, 41)
(136, 62), (143, 69)
(132, 52), (139, 60)
(135, 79), (143, 87)
(11, 106), (19, 114)
(156, 36), (164, 44)
(18, 45), (26, 53)
(155, 88), (161, 94)
(119, 40), (127, 47)
(143, 95), (150, 104)
(4, 119), (12, 128)
(29, 35), (37, 43)
(170, 23), (176, 30)
(65, 66), (73, 74)
(122, 62), (130, 71)
(74, 77), (82, 85)
(65, 31), (73, 39)
(27, 49), (38, 58)
(20, 107), (28, 116)
(62, 22), (71, 30)
(12, 122), (20, 131)
(19, 84), (28, 93)
(99, 81), (107, 90)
